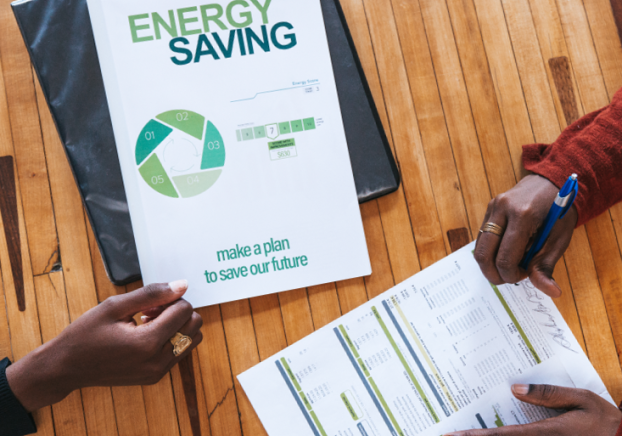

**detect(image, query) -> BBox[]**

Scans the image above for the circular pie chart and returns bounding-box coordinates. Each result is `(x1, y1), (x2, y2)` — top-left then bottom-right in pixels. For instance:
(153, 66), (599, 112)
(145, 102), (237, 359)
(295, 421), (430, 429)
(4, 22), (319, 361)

(135, 110), (225, 199)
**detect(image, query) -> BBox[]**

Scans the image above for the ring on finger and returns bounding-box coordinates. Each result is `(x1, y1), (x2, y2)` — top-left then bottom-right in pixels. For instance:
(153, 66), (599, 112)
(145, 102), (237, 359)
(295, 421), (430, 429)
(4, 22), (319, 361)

(479, 222), (505, 237)
(170, 332), (192, 357)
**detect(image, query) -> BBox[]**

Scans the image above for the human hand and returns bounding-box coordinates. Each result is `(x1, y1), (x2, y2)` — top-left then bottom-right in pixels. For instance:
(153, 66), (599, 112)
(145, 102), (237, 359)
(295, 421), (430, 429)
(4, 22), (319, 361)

(6, 280), (203, 412)
(444, 384), (621, 435)
(474, 175), (577, 297)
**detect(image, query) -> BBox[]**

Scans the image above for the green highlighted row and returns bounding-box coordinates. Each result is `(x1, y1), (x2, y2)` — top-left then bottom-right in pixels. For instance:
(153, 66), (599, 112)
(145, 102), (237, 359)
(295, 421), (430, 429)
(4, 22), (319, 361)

(279, 358), (327, 436)
(269, 138), (296, 150)
(494, 407), (504, 427)
(490, 285), (541, 364)
(237, 117), (316, 142)
(341, 392), (360, 421)
(371, 307), (440, 423)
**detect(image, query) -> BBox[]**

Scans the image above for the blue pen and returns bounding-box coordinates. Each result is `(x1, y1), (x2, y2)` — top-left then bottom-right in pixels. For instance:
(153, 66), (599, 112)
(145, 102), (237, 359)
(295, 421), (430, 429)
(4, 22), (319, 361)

(520, 174), (579, 270)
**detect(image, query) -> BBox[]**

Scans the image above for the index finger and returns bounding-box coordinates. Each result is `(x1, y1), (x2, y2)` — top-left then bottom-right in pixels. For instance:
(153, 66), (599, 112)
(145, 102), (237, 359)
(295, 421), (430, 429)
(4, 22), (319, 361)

(474, 207), (507, 285)
(444, 414), (571, 436)
(142, 298), (195, 343)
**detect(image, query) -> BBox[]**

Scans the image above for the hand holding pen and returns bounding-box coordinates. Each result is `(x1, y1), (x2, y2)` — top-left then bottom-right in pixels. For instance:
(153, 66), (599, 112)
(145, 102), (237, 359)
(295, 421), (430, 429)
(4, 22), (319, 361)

(474, 174), (579, 297)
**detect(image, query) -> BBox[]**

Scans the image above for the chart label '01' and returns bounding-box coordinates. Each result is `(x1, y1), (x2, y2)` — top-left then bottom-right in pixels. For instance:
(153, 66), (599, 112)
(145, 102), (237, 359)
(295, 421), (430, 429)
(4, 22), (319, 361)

(135, 110), (225, 198)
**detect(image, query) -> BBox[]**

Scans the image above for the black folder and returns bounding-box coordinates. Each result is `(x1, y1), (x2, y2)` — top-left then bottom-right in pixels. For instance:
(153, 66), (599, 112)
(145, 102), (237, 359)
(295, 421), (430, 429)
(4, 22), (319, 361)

(12, 0), (400, 285)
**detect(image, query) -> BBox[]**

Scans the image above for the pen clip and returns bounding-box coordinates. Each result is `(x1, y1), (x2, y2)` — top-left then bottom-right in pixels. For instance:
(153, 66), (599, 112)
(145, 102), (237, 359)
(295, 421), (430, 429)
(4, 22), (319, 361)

(559, 180), (579, 219)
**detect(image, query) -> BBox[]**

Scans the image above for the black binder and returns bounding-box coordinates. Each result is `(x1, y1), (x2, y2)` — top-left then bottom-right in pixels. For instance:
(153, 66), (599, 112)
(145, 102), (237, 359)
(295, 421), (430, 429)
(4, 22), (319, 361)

(12, 0), (400, 285)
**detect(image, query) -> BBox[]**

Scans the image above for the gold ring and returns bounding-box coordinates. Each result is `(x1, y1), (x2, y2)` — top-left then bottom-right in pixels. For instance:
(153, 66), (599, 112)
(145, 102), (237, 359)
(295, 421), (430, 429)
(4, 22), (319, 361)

(479, 222), (504, 237)
(170, 332), (192, 357)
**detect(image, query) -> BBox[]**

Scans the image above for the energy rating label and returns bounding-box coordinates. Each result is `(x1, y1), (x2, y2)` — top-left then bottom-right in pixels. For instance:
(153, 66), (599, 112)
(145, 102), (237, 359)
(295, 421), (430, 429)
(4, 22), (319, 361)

(135, 110), (225, 199)
(269, 139), (297, 160)
(236, 117), (317, 142)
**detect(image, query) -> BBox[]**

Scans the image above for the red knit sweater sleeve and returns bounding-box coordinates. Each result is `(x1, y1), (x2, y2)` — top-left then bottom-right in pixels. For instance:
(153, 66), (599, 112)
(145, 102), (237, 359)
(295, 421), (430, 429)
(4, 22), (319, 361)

(522, 88), (622, 227)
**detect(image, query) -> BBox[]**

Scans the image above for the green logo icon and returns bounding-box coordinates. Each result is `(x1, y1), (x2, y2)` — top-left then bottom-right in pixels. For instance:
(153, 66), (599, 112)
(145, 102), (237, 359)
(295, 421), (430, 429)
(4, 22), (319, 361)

(135, 110), (225, 198)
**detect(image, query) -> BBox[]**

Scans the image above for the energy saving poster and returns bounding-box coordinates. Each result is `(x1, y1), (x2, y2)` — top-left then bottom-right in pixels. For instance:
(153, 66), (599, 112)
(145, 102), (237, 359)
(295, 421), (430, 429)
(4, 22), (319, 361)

(86, 0), (372, 307)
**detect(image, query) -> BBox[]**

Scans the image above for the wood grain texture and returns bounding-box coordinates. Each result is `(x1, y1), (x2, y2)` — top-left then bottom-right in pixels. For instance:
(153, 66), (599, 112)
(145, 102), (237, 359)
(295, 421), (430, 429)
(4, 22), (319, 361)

(0, 66), (54, 433)
(0, 0), (58, 275)
(611, 0), (622, 42)
(362, 0), (447, 269)
(386, 0), (473, 249)
(447, 228), (471, 253)
(178, 356), (202, 436)
(3, 0), (622, 433)
(445, 0), (517, 195)
(583, 0), (622, 97)
(402, 0), (491, 237)
(34, 272), (88, 436)
(220, 299), (266, 436)
(0, 156), (24, 310)
(548, 56), (580, 125)
(471, 0), (533, 180)
(195, 305), (242, 436)
(173, 353), (211, 436)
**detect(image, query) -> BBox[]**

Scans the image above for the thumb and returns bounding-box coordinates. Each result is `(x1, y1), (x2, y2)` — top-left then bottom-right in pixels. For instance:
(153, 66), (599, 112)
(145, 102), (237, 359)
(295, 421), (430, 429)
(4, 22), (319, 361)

(527, 230), (571, 299)
(528, 262), (562, 298)
(108, 280), (188, 318)
(527, 206), (576, 298)
(512, 384), (587, 409)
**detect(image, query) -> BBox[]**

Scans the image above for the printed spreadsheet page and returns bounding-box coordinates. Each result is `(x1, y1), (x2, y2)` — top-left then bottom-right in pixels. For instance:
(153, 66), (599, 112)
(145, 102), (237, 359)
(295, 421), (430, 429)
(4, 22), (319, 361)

(239, 242), (613, 436)
(86, 0), (371, 307)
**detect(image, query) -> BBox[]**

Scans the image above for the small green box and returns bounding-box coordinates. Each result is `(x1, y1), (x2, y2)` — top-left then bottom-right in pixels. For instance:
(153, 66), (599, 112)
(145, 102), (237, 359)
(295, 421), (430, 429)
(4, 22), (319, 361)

(242, 128), (254, 141)
(254, 126), (266, 139)
(291, 120), (303, 132)
(303, 117), (316, 130)
(236, 130), (242, 142)
(268, 138), (296, 150)
(279, 122), (292, 135)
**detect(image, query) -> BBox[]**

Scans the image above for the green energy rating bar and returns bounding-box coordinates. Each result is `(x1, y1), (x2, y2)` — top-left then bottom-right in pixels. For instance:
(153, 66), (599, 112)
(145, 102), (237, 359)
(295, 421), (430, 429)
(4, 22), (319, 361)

(490, 285), (541, 364)
(390, 297), (459, 412)
(341, 393), (359, 420)
(278, 358), (327, 436)
(371, 307), (440, 423)
(237, 117), (316, 141)
(494, 407), (504, 427)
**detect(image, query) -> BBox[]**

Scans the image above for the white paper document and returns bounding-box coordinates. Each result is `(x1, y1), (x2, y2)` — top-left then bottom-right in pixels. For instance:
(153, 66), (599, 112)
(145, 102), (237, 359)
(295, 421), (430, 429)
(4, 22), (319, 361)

(239, 242), (613, 435)
(86, 0), (371, 307)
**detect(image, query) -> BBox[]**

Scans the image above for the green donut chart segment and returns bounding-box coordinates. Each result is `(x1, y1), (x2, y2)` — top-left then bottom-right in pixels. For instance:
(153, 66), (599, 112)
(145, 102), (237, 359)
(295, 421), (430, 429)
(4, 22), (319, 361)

(139, 154), (179, 198)
(156, 110), (205, 140)
(136, 120), (173, 165)
(201, 121), (226, 170)
(173, 170), (222, 198)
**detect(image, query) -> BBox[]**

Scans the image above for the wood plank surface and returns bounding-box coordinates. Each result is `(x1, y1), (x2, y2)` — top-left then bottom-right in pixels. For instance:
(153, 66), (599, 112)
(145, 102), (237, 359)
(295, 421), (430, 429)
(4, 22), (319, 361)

(2, 0), (622, 433)
(0, 0), (58, 275)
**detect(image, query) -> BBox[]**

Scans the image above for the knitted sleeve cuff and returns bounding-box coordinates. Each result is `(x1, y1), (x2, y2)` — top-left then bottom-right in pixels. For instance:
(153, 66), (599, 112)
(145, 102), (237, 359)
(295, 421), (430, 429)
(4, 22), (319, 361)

(0, 358), (37, 436)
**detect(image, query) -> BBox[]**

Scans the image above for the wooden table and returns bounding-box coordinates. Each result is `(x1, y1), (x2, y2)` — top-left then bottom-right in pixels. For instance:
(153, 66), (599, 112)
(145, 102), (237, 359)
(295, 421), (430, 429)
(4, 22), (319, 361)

(1, 0), (622, 434)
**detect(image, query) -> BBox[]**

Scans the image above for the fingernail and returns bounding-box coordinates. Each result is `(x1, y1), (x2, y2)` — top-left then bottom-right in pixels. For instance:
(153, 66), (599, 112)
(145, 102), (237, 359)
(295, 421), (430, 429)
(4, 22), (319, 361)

(512, 384), (530, 396)
(169, 279), (188, 294)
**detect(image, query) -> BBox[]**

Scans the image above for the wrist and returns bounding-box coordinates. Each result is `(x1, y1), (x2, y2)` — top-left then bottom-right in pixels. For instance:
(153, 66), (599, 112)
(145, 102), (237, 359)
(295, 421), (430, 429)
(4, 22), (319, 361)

(6, 341), (76, 412)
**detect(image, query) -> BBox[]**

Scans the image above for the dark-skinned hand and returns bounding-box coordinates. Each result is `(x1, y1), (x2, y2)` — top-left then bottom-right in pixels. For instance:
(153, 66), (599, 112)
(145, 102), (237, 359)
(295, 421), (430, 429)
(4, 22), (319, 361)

(444, 384), (621, 435)
(474, 175), (578, 297)
(5, 280), (202, 412)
